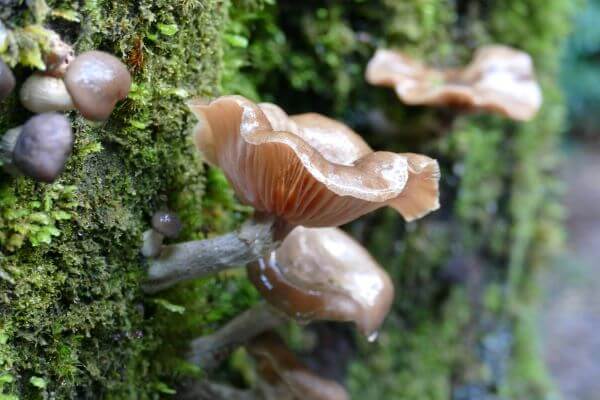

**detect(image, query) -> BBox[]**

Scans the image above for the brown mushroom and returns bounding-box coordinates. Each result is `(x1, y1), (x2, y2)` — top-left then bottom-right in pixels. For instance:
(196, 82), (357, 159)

(64, 51), (132, 121)
(365, 45), (542, 121)
(143, 97), (439, 293)
(0, 59), (15, 101)
(248, 226), (394, 338)
(186, 227), (392, 368)
(188, 95), (440, 225)
(43, 33), (75, 78)
(248, 332), (349, 400)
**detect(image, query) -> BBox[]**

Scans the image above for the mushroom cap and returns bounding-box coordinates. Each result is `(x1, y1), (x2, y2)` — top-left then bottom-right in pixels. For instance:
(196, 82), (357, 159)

(247, 226), (394, 337)
(0, 59), (15, 101)
(43, 34), (75, 78)
(188, 95), (440, 226)
(365, 45), (542, 121)
(13, 113), (73, 182)
(151, 211), (183, 238)
(248, 332), (349, 400)
(20, 73), (75, 113)
(64, 50), (132, 121)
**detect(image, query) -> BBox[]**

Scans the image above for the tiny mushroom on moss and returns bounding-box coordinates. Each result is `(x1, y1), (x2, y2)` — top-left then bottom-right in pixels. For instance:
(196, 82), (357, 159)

(143, 95), (440, 293)
(141, 211), (183, 258)
(248, 332), (350, 400)
(64, 51), (132, 121)
(43, 33), (75, 78)
(187, 227), (393, 367)
(0, 59), (15, 101)
(20, 73), (75, 113)
(7, 113), (73, 182)
(366, 45), (542, 121)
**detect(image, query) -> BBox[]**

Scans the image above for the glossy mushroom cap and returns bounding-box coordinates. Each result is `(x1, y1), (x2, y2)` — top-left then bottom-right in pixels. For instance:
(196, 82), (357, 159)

(188, 95), (440, 227)
(248, 332), (349, 400)
(0, 59), (15, 101)
(247, 227), (394, 337)
(13, 113), (73, 182)
(151, 211), (182, 238)
(365, 45), (542, 121)
(20, 73), (75, 113)
(64, 51), (132, 121)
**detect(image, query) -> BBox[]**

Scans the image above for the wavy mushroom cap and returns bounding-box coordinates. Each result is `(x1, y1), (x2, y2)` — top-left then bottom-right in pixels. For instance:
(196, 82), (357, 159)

(188, 95), (440, 226)
(248, 332), (349, 400)
(247, 226), (394, 337)
(365, 45), (542, 121)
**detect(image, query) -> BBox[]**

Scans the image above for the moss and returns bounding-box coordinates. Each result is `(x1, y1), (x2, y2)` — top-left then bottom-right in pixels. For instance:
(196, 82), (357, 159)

(0, 0), (579, 398)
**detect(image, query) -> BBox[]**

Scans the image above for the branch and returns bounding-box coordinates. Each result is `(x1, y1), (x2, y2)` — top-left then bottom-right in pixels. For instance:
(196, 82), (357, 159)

(143, 216), (281, 293)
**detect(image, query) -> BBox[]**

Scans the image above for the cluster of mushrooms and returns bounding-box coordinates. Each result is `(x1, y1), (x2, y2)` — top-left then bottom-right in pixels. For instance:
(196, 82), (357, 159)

(0, 31), (131, 182)
(141, 43), (542, 398)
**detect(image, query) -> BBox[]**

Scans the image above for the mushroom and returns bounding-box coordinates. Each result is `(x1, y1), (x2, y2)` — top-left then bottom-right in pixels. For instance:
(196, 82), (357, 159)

(43, 33), (75, 78)
(20, 73), (75, 113)
(143, 96), (440, 293)
(0, 59), (15, 101)
(6, 113), (73, 182)
(64, 51), (132, 121)
(186, 227), (392, 366)
(365, 45), (542, 121)
(248, 226), (394, 338)
(141, 211), (183, 258)
(248, 332), (349, 400)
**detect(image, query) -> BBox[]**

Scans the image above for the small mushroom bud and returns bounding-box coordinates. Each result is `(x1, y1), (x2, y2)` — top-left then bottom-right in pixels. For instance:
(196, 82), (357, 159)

(20, 73), (75, 113)
(152, 211), (182, 238)
(1, 126), (22, 173)
(12, 113), (73, 182)
(43, 34), (75, 78)
(64, 51), (132, 121)
(248, 332), (349, 400)
(248, 227), (394, 338)
(0, 59), (15, 101)
(141, 211), (183, 258)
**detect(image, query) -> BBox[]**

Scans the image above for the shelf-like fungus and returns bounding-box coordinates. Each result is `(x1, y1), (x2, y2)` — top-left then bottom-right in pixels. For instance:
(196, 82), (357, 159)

(64, 51), (132, 121)
(6, 113), (73, 182)
(248, 332), (349, 400)
(366, 45), (542, 121)
(143, 96), (440, 292)
(186, 227), (392, 366)
(20, 73), (75, 113)
(0, 59), (15, 101)
(248, 226), (394, 338)
(141, 211), (183, 258)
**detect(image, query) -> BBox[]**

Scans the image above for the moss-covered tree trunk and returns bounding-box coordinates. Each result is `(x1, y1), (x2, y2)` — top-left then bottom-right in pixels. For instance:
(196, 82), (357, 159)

(1, 0), (576, 399)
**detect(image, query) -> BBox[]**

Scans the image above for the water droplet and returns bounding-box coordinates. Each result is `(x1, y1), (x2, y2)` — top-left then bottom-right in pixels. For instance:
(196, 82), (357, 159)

(367, 331), (379, 343)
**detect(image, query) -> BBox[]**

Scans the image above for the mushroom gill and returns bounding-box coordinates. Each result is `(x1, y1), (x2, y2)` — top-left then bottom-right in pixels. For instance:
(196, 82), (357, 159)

(248, 332), (349, 400)
(365, 45), (542, 121)
(188, 95), (440, 225)
(247, 226), (394, 337)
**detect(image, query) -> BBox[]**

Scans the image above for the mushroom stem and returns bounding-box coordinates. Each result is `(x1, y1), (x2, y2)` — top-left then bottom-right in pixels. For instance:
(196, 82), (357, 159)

(188, 302), (287, 369)
(143, 215), (284, 293)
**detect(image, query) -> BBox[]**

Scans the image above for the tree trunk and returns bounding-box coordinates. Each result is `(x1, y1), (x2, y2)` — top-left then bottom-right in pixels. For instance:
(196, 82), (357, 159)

(0, 0), (576, 399)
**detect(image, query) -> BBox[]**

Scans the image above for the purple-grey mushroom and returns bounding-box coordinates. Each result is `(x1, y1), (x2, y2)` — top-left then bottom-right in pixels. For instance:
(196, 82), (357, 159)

(64, 51), (132, 121)
(12, 113), (73, 182)
(0, 59), (15, 101)
(20, 73), (75, 113)
(141, 211), (183, 258)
